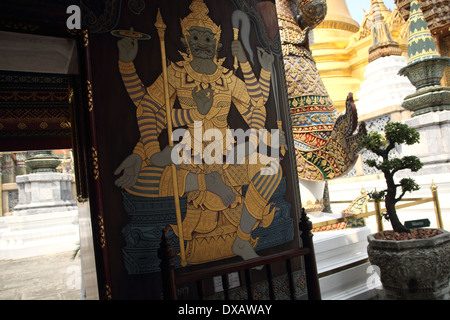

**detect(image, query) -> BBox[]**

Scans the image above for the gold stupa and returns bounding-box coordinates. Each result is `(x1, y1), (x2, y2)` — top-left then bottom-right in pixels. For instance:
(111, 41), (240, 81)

(311, 0), (410, 111)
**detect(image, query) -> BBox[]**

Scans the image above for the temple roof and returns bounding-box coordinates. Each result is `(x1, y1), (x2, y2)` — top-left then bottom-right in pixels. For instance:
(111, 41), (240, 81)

(395, 0), (450, 37)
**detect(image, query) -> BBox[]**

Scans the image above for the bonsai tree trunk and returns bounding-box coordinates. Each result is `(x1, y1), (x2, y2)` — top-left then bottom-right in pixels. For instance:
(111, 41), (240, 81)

(384, 171), (409, 233)
(385, 203), (407, 232)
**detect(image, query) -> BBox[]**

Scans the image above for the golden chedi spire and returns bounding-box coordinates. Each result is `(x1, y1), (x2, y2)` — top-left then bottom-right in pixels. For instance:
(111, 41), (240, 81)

(311, 0), (361, 111)
(319, 0), (360, 32)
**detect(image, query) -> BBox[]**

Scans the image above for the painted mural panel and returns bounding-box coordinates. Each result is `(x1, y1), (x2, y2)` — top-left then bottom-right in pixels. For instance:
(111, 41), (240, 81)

(114, 0), (292, 269)
(85, 0), (303, 298)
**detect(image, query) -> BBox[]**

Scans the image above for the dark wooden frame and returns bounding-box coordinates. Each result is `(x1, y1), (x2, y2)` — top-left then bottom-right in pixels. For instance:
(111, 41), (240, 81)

(0, 1), (322, 300)
(0, 13), (110, 299)
(158, 208), (321, 300)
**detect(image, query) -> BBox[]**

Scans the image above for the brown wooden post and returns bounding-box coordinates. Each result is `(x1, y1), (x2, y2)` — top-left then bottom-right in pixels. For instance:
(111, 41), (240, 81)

(299, 208), (321, 300)
(78, 28), (114, 299)
(158, 228), (178, 300)
(285, 259), (296, 300)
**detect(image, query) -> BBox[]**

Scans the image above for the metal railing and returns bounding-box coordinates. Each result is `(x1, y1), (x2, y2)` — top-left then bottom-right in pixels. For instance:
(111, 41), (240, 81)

(313, 181), (445, 280)
(312, 181), (444, 232)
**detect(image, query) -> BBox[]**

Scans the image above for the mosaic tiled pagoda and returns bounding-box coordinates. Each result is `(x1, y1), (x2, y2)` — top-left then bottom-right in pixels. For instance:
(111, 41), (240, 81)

(399, 0), (450, 116)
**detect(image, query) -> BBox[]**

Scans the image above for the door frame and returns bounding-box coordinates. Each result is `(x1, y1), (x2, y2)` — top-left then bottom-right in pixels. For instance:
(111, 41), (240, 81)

(0, 18), (107, 299)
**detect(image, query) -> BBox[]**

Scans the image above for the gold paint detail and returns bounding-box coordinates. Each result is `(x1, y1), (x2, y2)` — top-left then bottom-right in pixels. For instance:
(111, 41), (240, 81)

(97, 213), (106, 249)
(86, 80), (94, 112)
(82, 29), (89, 47)
(104, 284), (112, 300)
(91, 147), (99, 180)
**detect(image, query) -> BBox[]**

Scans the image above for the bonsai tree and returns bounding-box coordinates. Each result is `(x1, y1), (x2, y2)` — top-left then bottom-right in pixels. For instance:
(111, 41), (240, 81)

(360, 122), (423, 233)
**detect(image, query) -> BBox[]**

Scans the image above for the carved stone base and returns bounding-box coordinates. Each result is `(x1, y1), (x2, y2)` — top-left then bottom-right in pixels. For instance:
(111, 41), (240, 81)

(401, 85), (450, 117)
(367, 229), (450, 300)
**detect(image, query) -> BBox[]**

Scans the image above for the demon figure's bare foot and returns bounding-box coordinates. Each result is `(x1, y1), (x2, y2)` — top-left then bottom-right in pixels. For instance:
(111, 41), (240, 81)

(232, 237), (263, 270)
(205, 171), (236, 207)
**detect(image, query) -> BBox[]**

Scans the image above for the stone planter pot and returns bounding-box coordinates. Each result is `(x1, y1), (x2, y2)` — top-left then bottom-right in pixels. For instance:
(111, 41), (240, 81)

(401, 85), (450, 116)
(367, 229), (450, 300)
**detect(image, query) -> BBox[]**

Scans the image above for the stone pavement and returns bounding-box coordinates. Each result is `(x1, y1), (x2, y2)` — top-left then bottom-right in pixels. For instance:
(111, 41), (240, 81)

(0, 251), (82, 300)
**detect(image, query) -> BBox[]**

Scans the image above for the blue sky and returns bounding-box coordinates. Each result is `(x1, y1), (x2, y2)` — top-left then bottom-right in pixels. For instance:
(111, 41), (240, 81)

(346, 0), (396, 24)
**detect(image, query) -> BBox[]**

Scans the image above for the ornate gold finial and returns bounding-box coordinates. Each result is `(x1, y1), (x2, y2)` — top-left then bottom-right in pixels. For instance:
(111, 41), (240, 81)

(430, 180), (437, 191)
(155, 8), (166, 37)
(180, 0), (221, 39)
(361, 186), (367, 194)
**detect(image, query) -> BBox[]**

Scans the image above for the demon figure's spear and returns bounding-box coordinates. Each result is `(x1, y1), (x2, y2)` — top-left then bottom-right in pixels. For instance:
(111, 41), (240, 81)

(155, 9), (187, 267)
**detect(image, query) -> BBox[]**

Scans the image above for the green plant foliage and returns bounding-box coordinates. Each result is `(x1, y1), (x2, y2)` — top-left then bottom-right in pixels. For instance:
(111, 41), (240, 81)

(368, 190), (385, 202)
(399, 178), (420, 194)
(360, 122), (423, 233)
(384, 122), (420, 146)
